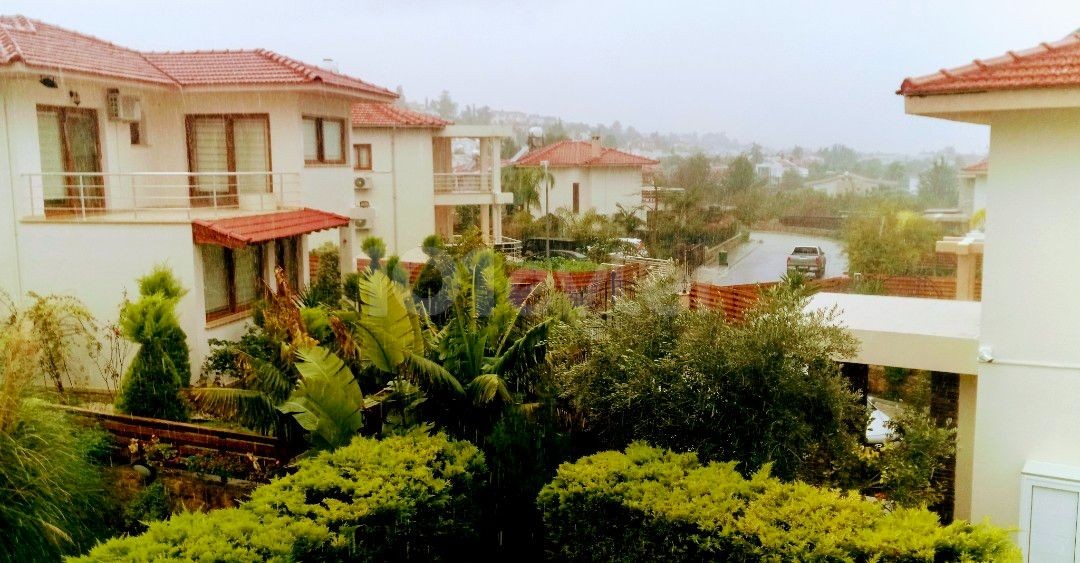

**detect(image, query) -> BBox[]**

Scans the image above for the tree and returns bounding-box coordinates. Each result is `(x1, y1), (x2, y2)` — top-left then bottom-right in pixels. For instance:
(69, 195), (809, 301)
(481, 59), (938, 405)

(115, 267), (190, 421)
(501, 166), (553, 212)
(721, 155), (757, 197)
(552, 266), (863, 481)
(434, 90), (458, 120)
(884, 161), (908, 188)
(918, 157), (959, 208)
(779, 168), (804, 191)
(670, 153), (717, 196)
(843, 205), (942, 275)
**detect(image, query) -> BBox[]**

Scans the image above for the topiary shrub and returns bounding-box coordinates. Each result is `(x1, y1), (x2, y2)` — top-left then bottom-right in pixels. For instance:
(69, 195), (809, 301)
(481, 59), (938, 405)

(537, 443), (1020, 562)
(74, 431), (486, 562)
(307, 242), (343, 308)
(115, 267), (190, 421)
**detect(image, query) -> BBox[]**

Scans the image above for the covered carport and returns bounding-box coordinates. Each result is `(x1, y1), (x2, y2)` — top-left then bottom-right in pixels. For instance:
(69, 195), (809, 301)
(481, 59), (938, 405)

(805, 292), (981, 521)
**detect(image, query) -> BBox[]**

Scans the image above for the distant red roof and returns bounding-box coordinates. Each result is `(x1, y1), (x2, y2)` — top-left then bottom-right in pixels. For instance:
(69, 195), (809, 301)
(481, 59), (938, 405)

(0, 15), (395, 99)
(192, 208), (349, 249)
(900, 32), (1080, 96)
(514, 140), (658, 168)
(962, 158), (989, 174)
(351, 103), (451, 128)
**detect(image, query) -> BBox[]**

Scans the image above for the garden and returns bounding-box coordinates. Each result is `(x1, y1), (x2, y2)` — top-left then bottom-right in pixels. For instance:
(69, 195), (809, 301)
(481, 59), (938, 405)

(0, 234), (1019, 562)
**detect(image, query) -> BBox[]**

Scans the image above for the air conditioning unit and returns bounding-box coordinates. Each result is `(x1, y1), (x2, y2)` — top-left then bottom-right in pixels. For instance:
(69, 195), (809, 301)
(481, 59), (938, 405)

(354, 176), (373, 190)
(106, 89), (142, 122)
(348, 204), (375, 229)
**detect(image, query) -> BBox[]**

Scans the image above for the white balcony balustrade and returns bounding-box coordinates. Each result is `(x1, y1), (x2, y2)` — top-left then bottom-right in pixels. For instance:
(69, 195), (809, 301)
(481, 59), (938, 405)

(433, 172), (493, 193)
(23, 172), (301, 221)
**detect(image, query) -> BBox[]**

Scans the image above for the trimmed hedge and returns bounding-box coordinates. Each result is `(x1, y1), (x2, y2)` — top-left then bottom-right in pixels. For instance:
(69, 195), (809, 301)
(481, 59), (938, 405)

(537, 443), (1020, 562)
(73, 431), (485, 562)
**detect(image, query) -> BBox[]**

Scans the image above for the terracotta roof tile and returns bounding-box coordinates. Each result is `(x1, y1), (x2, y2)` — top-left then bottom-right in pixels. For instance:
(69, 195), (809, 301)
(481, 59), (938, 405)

(0, 15), (396, 98)
(899, 32), (1080, 96)
(192, 208), (349, 249)
(513, 140), (658, 168)
(962, 158), (989, 174)
(351, 103), (451, 128)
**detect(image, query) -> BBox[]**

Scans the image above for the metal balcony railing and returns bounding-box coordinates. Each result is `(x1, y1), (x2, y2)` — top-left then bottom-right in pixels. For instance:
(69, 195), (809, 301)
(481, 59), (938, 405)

(23, 172), (301, 221)
(433, 172), (492, 193)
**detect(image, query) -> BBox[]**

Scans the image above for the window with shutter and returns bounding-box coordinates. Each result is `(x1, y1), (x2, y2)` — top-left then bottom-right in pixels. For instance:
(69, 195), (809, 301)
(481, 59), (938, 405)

(186, 114), (270, 207)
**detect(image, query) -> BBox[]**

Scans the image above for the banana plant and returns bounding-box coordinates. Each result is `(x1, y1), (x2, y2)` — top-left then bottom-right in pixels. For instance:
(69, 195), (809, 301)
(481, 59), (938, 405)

(277, 346), (365, 450)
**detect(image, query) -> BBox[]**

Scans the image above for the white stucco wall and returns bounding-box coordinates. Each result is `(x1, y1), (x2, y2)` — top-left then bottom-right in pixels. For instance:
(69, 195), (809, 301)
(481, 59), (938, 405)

(969, 108), (1080, 528)
(350, 126), (437, 260)
(537, 166), (643, 216)
(0, 72), (366, 386)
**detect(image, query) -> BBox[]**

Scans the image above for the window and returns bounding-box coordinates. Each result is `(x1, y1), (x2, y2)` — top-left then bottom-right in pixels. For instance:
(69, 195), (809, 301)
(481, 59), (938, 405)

(572, 182), (580, 213)
(202, 244), (263, 320)
(129, 121), (143, 145)
(354, 144), (372, 171)
(186, 114), (271, 207)
(303, 116), (346, 165)
(275, 238), (300, 290)
(36, 106), (104, 213)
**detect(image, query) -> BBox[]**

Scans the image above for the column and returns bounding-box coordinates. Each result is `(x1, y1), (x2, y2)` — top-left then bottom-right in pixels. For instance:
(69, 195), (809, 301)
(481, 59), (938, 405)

(339, 225), (357, 275)
(265, 242), (278, 292)
(480, 204), (491, 244)
(956, 253), (976, 301)
(300, 234), (312, 286)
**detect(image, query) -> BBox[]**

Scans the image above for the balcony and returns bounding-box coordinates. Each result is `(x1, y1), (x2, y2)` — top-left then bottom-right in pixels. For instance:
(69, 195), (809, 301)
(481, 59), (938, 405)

(23, 172), (301, 222)
(433, 172), (514, 206)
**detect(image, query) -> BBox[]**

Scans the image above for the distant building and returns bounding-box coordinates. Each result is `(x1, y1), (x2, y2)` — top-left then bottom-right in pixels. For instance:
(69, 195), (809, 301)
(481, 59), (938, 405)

(511, 136), (657, 216)
(958, 158), (988, 217)
(755, 156), (808, 185)
(807, 172), (897, 196)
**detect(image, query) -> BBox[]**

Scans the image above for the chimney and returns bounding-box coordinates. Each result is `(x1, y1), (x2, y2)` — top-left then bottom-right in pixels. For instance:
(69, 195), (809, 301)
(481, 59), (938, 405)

(322, 58), (340, 73)
(590, 135), (602, 158)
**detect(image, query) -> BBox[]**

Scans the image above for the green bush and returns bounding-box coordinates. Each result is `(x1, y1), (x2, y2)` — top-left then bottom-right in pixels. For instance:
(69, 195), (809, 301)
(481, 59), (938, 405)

(122, 481), (171, 534)
(538, 443), (1020, 562)
(307, 242), (342, 308)
(75, 431), (486, 562)
(115, 291), (189, 421)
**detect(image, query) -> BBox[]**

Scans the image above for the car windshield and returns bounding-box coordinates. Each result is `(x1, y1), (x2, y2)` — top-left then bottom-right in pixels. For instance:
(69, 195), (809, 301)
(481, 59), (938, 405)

(793, 247), (818, 254)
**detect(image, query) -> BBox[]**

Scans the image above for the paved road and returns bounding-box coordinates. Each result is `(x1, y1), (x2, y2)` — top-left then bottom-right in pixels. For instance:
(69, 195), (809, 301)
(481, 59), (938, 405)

(694, 231), (847, 285)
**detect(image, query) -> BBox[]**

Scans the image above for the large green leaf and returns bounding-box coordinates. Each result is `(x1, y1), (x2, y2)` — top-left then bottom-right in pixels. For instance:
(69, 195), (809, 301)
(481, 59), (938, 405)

(278, 346), (364, 449)
(467, 373), (512, 405)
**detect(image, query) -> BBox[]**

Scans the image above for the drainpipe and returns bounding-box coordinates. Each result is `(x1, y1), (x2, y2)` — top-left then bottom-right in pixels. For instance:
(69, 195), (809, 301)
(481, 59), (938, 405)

(2, 92), (25, 298)
(390, 126), (399, 252)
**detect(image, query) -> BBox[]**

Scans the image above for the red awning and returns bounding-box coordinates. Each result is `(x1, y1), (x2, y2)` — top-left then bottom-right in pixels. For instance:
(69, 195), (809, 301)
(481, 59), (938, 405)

(192, 208), (349, 249)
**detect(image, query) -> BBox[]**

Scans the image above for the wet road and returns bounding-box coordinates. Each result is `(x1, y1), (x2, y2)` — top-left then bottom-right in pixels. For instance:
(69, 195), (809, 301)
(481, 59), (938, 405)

(694, 231), (847, 285)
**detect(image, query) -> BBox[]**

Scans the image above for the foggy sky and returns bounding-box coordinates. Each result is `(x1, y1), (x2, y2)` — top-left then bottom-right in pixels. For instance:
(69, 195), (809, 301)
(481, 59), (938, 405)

(4, 0), (1079, 154)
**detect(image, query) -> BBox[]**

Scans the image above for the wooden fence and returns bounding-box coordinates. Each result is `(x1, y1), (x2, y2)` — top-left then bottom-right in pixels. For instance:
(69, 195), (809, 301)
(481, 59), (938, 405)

(509, 263), (649, 309)
(690, 273), (980, 321)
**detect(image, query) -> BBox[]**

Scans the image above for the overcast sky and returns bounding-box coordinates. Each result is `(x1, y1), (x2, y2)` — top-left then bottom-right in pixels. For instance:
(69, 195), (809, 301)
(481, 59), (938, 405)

(4, 0), (1080, 154)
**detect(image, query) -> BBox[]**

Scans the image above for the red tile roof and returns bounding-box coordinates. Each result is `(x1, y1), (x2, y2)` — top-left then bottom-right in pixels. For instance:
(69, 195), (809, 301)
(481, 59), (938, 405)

(899, 32), (1080, 96)
(351, 103), (451, 128)
(0, 15), (395, 98)
(962, 158), (989, 174)
(513, 140), (658, 168)
(192, 208), (349, 249)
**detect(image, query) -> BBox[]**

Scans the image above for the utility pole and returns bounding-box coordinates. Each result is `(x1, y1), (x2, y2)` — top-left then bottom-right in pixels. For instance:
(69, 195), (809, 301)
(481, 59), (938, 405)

(542, 160), (551, 260)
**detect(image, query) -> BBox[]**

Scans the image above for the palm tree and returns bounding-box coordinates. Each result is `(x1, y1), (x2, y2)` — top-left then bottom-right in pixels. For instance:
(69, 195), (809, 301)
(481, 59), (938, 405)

(429, 250), (550, 406)
(502, 166), (553, 213)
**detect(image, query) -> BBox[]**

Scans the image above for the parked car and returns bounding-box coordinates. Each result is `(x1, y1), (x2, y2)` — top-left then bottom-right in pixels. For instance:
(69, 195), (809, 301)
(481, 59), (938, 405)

(549, 249), (589, 261)
(786, 246), (827, 278)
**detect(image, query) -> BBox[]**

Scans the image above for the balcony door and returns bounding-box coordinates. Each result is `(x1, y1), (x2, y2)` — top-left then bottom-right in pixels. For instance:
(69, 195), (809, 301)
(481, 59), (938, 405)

(36, 106), (103, 214)
(186, 114), (271, 208)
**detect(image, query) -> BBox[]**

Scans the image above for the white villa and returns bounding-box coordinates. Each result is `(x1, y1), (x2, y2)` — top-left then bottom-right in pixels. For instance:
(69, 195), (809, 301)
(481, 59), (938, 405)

(349, 103), (514, 262)
(511, 136), (657, 216)
(811, 30), (1080, 561)
(0, 16), (420, 381)
(958, 158), (988, 219)
(755, 155), (808, 185)
(807, 172), (898, 196)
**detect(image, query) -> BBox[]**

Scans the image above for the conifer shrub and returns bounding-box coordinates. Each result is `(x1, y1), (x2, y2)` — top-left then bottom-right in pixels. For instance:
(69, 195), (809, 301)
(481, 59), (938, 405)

(537, 443), (1020, 562)
(74, 431), (486, 562)
(115, 267), (190, 421)
(307, 242), (343, 308)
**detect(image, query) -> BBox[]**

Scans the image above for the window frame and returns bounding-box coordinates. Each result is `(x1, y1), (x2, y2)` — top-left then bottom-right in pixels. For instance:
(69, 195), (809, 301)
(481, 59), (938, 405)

(36, 104), (104, 212)
(202, 244), (265, 322)
(353, 143), (373, 171)
(303, 115), (347, 166)
(185, 113), (272, 207)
